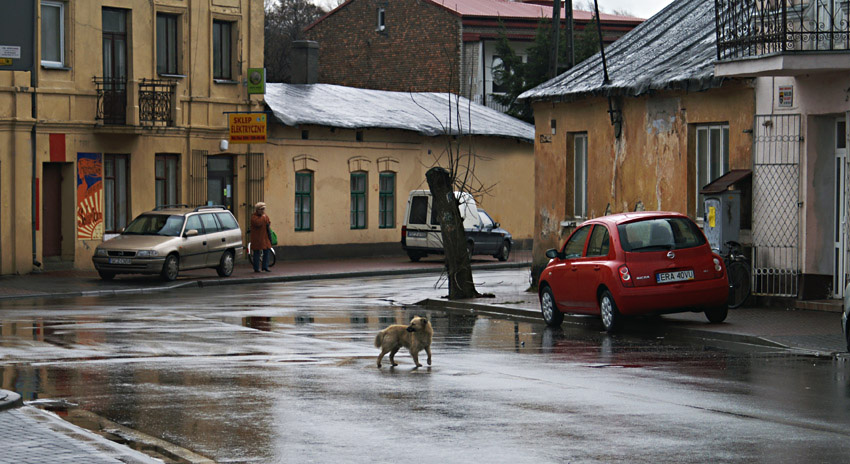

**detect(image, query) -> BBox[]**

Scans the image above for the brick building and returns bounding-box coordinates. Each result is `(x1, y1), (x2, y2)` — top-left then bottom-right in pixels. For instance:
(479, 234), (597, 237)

(305, 0), (643, 111)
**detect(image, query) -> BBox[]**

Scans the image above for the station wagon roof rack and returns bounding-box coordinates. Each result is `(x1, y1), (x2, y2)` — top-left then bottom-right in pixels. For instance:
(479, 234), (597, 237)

(153, 204), (189, 211)
(192, 205), (228, 212)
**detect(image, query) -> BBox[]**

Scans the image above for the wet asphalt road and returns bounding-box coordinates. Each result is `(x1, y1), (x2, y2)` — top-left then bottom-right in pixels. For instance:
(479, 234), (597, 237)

(2, 269), (850, 463)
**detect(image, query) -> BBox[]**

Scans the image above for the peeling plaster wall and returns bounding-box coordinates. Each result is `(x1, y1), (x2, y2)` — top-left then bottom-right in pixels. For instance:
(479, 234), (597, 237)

(530, 82), (755, 277)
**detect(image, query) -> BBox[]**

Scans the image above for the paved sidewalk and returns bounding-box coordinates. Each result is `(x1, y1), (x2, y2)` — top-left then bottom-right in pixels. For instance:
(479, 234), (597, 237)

(0, 251), (532, 301)
(0, 399), (161, 464)
(419, 287), (848, 356)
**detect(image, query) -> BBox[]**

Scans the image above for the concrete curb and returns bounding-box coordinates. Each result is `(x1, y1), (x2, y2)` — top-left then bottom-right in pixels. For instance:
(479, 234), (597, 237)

(416, 298), (807, 353)
(0, 261), (529, 302)
(0, 389), (23, 411)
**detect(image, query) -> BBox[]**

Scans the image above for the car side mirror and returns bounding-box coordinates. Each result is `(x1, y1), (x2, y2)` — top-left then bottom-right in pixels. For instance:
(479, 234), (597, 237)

(493, 222), (500, 229)
(184, 229), (199, 238)
(545, 248), (565, 260)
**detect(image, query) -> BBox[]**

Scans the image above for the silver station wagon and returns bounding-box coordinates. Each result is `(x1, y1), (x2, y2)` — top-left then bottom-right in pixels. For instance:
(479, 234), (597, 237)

(92, 205), (243, 281)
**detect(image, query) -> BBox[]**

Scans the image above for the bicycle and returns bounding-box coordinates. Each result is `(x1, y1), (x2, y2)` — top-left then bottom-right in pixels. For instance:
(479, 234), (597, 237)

(723, 240), (751, 309)
(245, 228), (277, 267)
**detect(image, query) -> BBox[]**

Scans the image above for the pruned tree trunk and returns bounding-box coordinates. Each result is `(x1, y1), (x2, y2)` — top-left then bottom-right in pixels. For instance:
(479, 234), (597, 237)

(426, 167), (478, 299)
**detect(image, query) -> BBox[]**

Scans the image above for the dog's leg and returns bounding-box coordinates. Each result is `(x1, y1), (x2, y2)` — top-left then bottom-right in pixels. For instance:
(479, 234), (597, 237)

(425, 345), (432, 366)
(410, 349), (422, 368)
(377, 348), (388, 368)
(389, 347), (400, 367)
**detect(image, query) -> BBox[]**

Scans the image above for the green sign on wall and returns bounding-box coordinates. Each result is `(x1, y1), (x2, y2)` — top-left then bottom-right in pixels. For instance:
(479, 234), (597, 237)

(247, 68), (266, 95)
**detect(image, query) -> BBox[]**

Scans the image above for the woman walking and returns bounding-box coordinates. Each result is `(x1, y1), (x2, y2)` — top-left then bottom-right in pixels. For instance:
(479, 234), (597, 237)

(250, 202), (272, 272)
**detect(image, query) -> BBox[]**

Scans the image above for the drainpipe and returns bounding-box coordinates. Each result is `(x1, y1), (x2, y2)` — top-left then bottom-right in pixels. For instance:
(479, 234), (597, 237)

(31, 0), (40, 269)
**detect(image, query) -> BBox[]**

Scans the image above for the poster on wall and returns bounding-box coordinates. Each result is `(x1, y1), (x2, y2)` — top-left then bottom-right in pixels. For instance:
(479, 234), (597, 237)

(77, 153), (103, 240)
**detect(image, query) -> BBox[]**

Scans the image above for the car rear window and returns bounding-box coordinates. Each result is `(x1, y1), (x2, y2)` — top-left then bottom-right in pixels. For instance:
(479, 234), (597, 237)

(618, 217), (706, 252)
(408, 196), (428, 225)
(216, 212), (239, 230)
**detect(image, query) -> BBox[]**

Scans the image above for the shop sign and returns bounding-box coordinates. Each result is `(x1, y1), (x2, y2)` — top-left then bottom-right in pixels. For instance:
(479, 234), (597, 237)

(229, 113), (267, 143)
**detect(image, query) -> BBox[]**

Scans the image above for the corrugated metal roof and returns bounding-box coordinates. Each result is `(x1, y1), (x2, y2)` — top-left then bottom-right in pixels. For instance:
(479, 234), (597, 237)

(427, 0), (642, 22)
(518, 0), (723, 102)
(265, 83), (535, 142)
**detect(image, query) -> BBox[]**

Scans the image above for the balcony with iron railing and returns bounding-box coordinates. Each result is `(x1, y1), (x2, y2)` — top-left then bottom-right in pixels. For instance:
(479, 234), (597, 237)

(714, 0), (850, 75)
(94, 77), (177, 127)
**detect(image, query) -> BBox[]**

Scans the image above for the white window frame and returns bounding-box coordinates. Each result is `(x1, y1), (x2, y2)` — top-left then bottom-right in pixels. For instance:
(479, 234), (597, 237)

(695, 124), (730, 217)
(41, 1), (65, 68)
(376, 7), (386, 32)
(574, 133), (588, 218)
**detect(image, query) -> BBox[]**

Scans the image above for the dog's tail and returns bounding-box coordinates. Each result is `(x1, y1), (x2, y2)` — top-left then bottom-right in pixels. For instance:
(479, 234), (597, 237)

(374, 331), (384, 348)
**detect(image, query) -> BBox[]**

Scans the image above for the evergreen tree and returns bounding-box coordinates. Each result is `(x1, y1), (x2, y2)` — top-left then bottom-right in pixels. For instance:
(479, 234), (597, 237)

(492, 16), (602, 122)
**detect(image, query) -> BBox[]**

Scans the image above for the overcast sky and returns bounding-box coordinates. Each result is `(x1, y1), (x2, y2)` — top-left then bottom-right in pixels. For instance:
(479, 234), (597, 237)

(308, 0), (676, 20)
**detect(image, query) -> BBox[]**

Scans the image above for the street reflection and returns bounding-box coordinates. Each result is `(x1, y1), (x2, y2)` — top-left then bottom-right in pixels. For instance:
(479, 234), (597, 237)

(2, 303), (850, 463)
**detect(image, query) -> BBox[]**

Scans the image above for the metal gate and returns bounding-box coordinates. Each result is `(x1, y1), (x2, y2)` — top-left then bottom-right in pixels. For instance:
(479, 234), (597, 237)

(245, 152), (265, 228)
(751, 114), (802, 297)
(189, 149), (207, 207)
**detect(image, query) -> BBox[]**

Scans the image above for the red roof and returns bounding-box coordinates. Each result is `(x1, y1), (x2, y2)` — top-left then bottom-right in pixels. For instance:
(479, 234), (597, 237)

(425, 0), (643, 22)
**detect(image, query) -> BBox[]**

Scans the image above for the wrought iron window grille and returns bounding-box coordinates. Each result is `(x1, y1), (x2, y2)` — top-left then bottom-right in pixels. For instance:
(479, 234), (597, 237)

(715, 0), (850, 60)
(94, 76), (127, 125)
(139, 78), (177, 127)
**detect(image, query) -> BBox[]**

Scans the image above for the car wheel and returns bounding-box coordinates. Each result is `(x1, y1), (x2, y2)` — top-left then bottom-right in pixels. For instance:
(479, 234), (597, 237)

(599, 290), (621, 333)
(704, 305), (728, 323)
(495, 240), (511, 262)
(217, 250), (234, 277)
(97, 271), (115, 281)
(407, 252), (423, 262)
(161, 254), (179, 282)
(540, 285), (564, 327)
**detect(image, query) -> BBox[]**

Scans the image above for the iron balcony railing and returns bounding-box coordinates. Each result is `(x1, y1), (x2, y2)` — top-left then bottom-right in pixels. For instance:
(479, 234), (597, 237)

(715, 0), (850, 60)
(139, 78), (176, 127)
(94, 77), (127, 125)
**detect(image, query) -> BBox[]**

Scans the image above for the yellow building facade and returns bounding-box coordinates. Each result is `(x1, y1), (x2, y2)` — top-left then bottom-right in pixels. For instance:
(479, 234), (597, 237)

(0, 0), (264, 275)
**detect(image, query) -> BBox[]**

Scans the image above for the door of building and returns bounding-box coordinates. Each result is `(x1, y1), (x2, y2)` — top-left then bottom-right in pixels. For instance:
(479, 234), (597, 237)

(206, 156), (234, 211)
(834, 118), (847, 298)
(42, 163), (63, 258)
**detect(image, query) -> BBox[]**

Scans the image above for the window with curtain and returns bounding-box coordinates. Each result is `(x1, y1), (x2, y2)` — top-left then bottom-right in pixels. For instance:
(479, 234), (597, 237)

(351, 172), (367, 229)
(155, 154), (179, 207)
(696, 124), (730, 218)
(104, 154), (130, 233)
(41, 1), (65, 67)
(212, 20), (233, 80)
(379, 172), (395, 228)
(574, 133), (588, 218)
(156, 13), (179, 75)
(295, 171), (313, 231)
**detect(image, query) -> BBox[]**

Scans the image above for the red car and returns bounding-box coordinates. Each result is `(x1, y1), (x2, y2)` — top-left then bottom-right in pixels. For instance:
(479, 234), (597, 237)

(538, 212), (729, 332)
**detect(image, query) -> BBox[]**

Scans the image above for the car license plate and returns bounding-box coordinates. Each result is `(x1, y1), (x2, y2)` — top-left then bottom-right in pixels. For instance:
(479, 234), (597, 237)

(108, 258), (132, 265)
(407, 230), (427, 238)
(656, 269), (694, 284)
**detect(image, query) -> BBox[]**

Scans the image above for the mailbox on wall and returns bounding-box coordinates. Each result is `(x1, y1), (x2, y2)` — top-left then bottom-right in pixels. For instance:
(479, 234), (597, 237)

(704, 190), (741, 253)
(700, 169), (752, 254)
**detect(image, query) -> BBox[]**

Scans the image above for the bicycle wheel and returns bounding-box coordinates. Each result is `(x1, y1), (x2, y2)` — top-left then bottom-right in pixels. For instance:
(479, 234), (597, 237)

(726, 260), (751, 309)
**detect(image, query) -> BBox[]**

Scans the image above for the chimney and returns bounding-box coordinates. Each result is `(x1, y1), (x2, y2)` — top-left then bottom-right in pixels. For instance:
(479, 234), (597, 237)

(291, 40), (319, 84)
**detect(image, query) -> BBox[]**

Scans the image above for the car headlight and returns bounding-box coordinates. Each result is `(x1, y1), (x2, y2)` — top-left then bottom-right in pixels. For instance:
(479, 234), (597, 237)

(136, 250), (159, 258)
(95, 248), (108, 256)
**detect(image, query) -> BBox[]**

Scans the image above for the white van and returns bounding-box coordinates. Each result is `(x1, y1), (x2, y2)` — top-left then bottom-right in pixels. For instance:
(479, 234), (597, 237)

(401, 189), (513, 262)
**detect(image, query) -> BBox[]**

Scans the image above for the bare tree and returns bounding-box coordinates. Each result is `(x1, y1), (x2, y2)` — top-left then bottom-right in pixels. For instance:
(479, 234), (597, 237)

(415, 88), (492, 300)
(264, 0), (326, 82)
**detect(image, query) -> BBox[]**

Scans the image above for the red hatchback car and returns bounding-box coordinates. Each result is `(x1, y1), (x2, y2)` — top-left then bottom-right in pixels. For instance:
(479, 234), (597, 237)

(538, 212), (729, 332)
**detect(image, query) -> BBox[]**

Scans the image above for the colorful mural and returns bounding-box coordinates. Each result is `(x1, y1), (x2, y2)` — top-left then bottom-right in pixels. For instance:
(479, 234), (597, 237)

(77, 153), (103, 240)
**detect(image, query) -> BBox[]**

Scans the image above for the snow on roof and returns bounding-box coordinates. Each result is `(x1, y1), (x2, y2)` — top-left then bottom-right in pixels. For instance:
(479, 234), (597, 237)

(518, 0), (723, 102)
(426, 0), (642, 22)
(265, 83), (535, 142)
